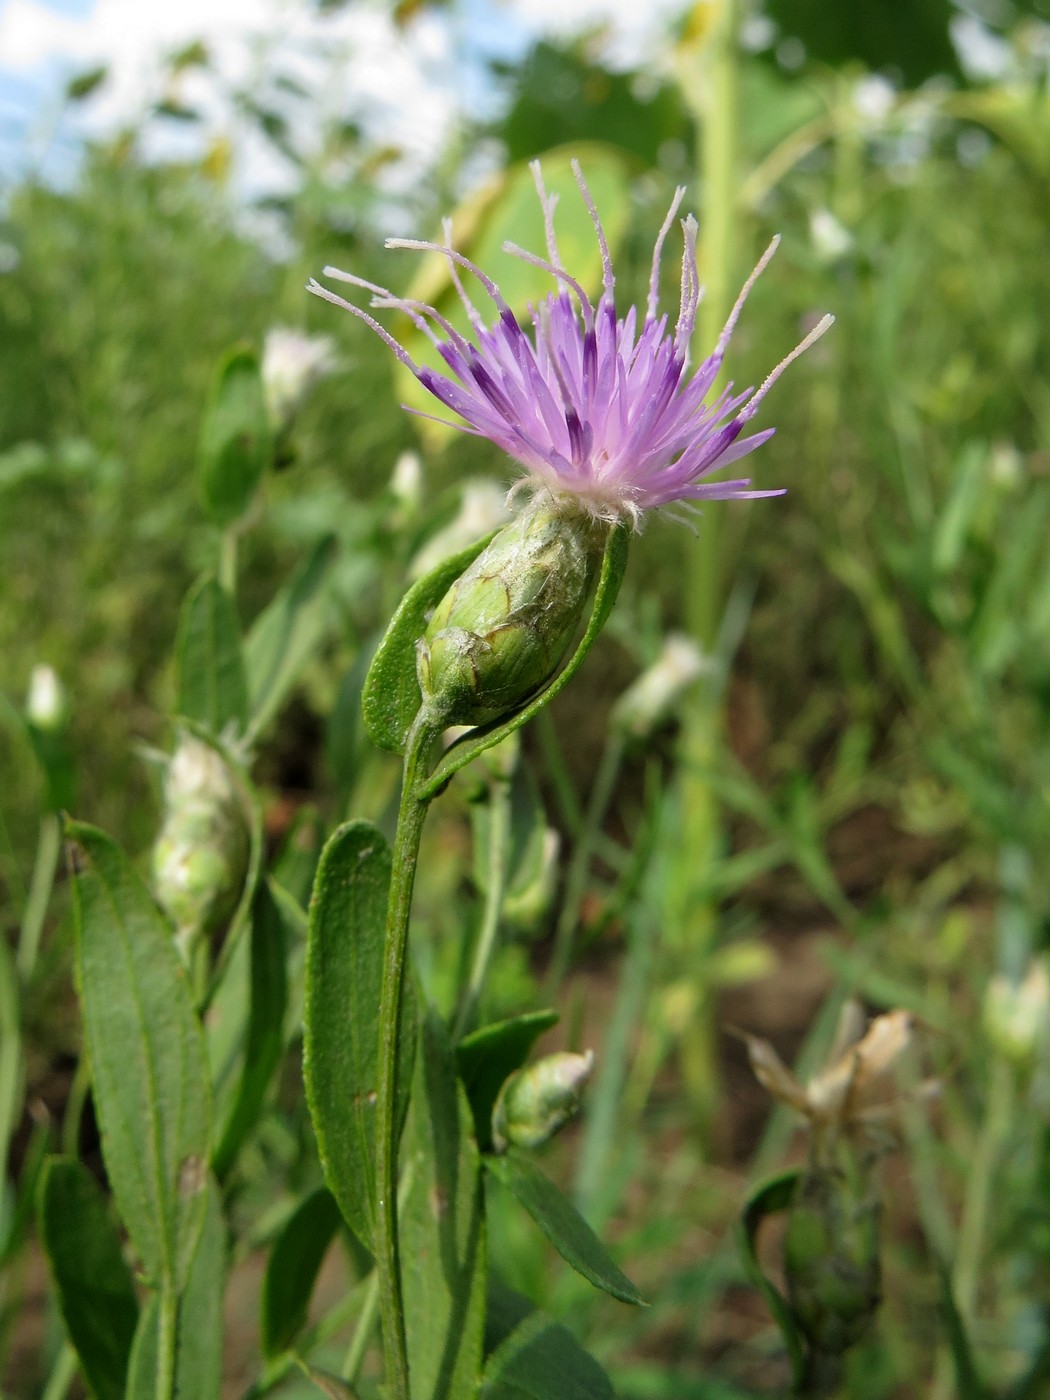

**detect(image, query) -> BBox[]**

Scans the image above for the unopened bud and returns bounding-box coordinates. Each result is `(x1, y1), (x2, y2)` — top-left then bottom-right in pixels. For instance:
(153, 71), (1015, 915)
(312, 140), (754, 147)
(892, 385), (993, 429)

(261, 327), (336, 430)
(784, 1167), (881, 1356)
(152, 735), (250, 948)
(390, 450), (423, 512)
(611, 634), (707, 740)
(983, 961), (1050, 1066)
(417, 499), (605, 727)
(492, 1049), (594, 1152)
(25, 665), (69, 732)
(503, 827), (560, 931)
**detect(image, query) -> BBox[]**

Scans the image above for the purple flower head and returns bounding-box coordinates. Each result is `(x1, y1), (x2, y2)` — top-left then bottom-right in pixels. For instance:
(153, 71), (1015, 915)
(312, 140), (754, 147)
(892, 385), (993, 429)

(309, 161), (832, 527)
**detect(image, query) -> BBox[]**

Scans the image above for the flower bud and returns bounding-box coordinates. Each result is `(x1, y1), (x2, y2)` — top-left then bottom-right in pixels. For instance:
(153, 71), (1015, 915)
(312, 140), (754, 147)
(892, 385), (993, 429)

(417, 499), (605, 727)
(610, 634), (707, 741)
(983, 961), (1050, 1066)
(492, 1049), (594, 1153)
(261, 327), (336, 431)
(152, 735), (250, 950)
(25, 665), (70, 732)
(784, 1167), (882, 1357)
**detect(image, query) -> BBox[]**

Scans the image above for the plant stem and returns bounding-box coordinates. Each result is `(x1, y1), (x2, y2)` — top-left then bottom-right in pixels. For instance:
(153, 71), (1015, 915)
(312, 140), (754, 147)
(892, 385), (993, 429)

(545, 734), (625, 993)
(219, 528), (238, 595)
(375, 712), (436, 1400)
(454, 776), (512, 1041)
(156, 1282), (178, 1400)
(17, 811), (60, 982)
(953, 1053), (1014, 1324)
(341, 1270), (381, 1384)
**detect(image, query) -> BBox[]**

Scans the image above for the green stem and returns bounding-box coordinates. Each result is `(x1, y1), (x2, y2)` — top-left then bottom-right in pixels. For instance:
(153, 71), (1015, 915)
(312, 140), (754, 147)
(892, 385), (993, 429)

(545, 734), (625, 993)
(454, 777), (512, 1041)
(156, 1283), (178, 1400)
(341, 1270), (380, 1384)
(219, 528), (238, 595)
(953, 1054), (1014, 1325)
(39, 1343), (78, 1400)
(375, 712), (436, 1400)
(17, 811), (60, 982)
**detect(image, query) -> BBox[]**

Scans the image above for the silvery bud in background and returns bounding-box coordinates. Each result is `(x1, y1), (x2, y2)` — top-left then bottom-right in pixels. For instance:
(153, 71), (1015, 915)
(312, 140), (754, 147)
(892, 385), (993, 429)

(983, 960), (1050, 1067)
(26, 664), (70, 733)
(417, 498), (605, 727)
(261, 327), (337, 432)
(409, 480), (513, 581)
(152, 734), (250, 955)
(611, 634), (708, 742)
(492, 1049), (594, 1152)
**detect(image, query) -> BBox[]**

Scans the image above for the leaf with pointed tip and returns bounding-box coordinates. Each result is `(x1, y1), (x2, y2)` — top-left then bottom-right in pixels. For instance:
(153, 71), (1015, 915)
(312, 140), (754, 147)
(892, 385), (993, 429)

(303, 821), (415, 1249)
(67, 820), (211, 1291)
(198, 345), (271, 527)
(484, 1150), (643, 1306)
(737, 1169), (805, 1387)
(457, 1010), (559, 1152)
(39, 1157), (139, 1400)
(262, 1187), (343, 1359)
(175, 575), (248, 737)
(482, 1308), (616, 1400)
(362, 532), (497, 754)
(417, 520), (630, 799)
(401, 1012), (487, 1400)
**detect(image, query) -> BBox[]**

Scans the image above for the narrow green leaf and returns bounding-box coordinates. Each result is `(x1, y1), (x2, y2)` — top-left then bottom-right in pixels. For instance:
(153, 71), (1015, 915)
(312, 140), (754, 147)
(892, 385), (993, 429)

(212, 880), (288, 1180)
(198, 345), (271, 527)
(261, 1187), (343, 1359)
(362, 531), (497, 754)
(737, 1169), (805, 1387)
(303, 821), (414, 1249)
(401, 1011), (487, 1400)
(417, 520), (630, 799)
(484, 1151), (643, 1306)
(244, 534), (337, 737)
(175, 575), (248, 736)
(38, 1157), (139, 1400)
(124, 1175), (226, 1400)
(482, 1309), (616, 1400)
(457, 1011), (559, 1152)
(67, 821), (212, 1290)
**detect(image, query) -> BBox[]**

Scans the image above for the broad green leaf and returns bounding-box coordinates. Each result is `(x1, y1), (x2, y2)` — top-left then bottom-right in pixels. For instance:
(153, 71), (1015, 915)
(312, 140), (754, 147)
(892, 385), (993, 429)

(482, 1310), (615, 1400)
(174, 575), (248, 736)
(303, 821), (414, 1249)
(261, 1187), (343, 1360)
(401, 1012), (487, 1400)
(737, 1169), (805, 1388)
(457, 1011), (558, 1153)
(484, 1151), (643, 1306)
(212, 880), (288, 1180)
(67, 821), (212, 1290)
(198, 345), (271, 527)
(245, 534), (337, 738)
(362, 531), (497, 754)
(124, 1175), (226, 1400)
(417, 519), (630, 800)
(38, 1157), (139, 1400)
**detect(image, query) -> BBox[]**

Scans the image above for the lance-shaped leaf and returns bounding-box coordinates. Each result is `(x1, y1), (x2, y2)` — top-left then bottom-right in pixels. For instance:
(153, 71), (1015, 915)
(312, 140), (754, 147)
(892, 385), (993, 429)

(482, 1309), (616, 1400)
(67, 821), (212, 1291)
(212, 880), (288, 1180)
(401, 1011), (487, 1400)
(417, 520), (630, 799)
(198, 344), (271, 527)
(39, 1157), (139, 1400)
(737, 1169), (805, 1388)
(245, 534), (337, 738)
(456, 1011), (558, 1153)
(175, 575), (248, 737)
(124, 1174), (226, 1400)
(303, 821), (415, 1249)
(484, 1151), (643, 1306)
(362, 531), (497, 754)
(261, 1187), (343, 1360)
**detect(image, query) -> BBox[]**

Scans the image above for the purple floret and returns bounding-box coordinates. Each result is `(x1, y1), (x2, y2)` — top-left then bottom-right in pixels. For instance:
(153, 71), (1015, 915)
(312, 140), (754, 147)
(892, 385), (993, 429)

(309, 160), (832, 525)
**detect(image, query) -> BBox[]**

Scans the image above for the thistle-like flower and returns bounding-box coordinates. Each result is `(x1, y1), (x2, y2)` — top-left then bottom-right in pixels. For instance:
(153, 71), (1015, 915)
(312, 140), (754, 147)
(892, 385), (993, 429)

(309, 161), (831, 526)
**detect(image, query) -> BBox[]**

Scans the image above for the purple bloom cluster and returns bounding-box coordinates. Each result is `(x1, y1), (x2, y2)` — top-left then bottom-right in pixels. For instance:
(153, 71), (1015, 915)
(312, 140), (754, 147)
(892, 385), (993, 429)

(309, 161), (831, 524)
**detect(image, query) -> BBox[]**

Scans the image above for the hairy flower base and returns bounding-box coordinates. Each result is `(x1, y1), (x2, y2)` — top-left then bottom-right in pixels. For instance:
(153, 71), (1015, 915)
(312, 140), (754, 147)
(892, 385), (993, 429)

(310, 160), (832, 526)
